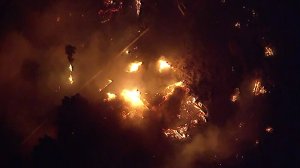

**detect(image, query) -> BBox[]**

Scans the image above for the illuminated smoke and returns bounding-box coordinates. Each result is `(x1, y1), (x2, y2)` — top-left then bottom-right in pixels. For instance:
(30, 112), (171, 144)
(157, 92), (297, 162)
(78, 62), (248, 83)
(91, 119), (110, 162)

(127, 61), (142, 73)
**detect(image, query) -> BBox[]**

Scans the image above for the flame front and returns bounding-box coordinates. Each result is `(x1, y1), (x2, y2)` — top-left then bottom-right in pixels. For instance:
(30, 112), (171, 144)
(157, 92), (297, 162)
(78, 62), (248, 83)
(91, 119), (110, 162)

(128, 61), (142, 73)
(158, 59), (171, 72)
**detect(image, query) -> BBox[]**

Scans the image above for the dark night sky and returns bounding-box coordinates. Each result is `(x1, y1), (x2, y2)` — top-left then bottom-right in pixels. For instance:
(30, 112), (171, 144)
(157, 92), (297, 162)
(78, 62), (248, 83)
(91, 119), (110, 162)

(0, 0), (299, 168)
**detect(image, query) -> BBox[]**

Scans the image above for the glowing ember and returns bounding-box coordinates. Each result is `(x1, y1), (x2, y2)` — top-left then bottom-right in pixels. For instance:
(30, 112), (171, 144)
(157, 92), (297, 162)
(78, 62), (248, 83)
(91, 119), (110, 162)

(68, 74), (74, 84)
(264, 46), (274, 57)
(253, 80), (267, 96)
(158, 59), (171, 72)
(135, 0), (141, 16)
(265, 127), (273, 133)
(231, 88), (240, 102)
(163, 124), (189, 140)
(121, 89), (145, 108)
(127, 61), (142, 73)
(105, 92), (117, 101)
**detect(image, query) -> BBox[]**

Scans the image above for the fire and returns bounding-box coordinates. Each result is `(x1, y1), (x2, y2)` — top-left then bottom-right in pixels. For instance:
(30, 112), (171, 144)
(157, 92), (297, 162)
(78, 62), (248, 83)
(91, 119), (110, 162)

(68, 74), (74, 84)
(99, 80), (113, 92)
(163, 125), (189, 140)
(69, 64), (73, 72)
(264, 46), (274, 57)
(265, 127), (273, 133)
(253, 80), (267, 96)
(164, 81), (185, 98)
(105, 92), (116, 101)
(231, 88), (240, 102)
(158, 59), (171, 72)
(121, 89), (145, 108)
(127, 61), (142, 73)
(135, 0), (141, 16)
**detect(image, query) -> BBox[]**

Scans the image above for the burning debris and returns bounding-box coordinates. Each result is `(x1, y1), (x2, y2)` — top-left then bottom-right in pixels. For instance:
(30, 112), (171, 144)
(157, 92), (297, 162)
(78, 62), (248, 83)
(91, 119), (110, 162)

(253, 80), (267, 96)
(264, 46), (275, 57)
(231, 88), (240, 102)
(163, 124), (189, 140)
(98, 0), (123, 23)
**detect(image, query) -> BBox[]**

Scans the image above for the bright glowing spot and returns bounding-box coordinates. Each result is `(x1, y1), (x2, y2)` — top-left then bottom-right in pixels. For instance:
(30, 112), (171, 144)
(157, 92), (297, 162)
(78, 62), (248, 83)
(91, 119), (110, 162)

(121, 89), (144, 107)
(253, 80), (267, 96)
(234, 22), (241, 28)
(127, 61), (142, 73)
(265, 127), (273, 133)
(69, 74), (74, 84)
(136, 0), (141, 16)
(69, 64), (73, 72)
(163, 125), (189, 140)
(231, 88), (240, 102)
(164, 81), (185, 98)
(158, 59), (171, 72)
(264, 46), (274, 57)
(106, 92), (116, 101)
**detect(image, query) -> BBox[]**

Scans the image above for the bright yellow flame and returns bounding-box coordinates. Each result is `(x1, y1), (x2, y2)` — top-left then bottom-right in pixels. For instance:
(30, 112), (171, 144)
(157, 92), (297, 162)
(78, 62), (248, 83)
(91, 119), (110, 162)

(106, 92), (116, 101)
(128, 61), (142, 73)
(253, 80), (267, 96)
(68, 74), (74, 84)
(69, 64), (73, 72)
(158, 59), (171, 72)
(121, 89), (144, 107)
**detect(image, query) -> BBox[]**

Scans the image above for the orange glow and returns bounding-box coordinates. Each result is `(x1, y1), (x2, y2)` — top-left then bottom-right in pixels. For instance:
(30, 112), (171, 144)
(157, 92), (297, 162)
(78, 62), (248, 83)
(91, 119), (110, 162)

(127, 61), (142, 73)
(105, 92), (116, 101)
(68, 74), (74, 84)
(253, 80), (267, 96)
(158, 59), (171, 72)
(121, 89), (145, 108)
